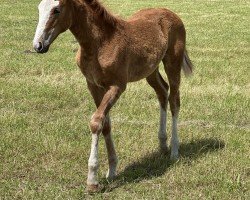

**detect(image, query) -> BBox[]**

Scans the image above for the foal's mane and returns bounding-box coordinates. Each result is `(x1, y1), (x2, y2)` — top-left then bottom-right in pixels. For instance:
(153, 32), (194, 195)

(82, 0), (119, 27)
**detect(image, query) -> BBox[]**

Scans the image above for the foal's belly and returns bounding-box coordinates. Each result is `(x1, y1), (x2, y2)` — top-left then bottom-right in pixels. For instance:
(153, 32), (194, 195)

(126, 37), (167, 82)
(127, 61), (159, 82)
(127, 49), (165, 82)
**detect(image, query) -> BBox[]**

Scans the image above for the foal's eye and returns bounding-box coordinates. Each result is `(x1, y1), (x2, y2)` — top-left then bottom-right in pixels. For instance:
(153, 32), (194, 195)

(53, 7), (60, 15)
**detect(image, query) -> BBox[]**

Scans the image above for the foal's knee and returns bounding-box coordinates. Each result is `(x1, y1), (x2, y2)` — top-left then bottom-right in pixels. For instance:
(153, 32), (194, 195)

(90, 113), (105, 133)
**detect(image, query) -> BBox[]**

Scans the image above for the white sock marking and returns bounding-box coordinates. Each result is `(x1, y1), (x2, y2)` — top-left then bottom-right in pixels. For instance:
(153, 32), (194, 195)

(87, 134), (99, 185)
(171, 114), (179, 159)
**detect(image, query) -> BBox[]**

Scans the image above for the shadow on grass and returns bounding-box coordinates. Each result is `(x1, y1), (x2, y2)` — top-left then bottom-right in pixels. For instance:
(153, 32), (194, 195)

(101, 138), (225, 192)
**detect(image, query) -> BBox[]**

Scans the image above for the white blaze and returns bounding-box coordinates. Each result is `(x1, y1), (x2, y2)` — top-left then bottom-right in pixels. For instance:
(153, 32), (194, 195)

(33, 0), (59, 47)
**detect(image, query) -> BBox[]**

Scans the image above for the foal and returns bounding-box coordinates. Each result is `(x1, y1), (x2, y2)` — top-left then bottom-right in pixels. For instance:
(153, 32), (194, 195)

(33, 0), (193, 192)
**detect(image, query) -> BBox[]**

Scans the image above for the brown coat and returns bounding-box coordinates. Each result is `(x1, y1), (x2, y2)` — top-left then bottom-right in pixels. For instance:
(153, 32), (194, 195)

(33, 0), (193, 192)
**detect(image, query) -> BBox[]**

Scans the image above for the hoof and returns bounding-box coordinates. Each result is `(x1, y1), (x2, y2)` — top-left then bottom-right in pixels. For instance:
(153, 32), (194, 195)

(159, 145), (169, 154)
(170, 152), (179, 161)
(106, 172), (116, 181)
(86, 184), (101, 193)
(170, 142), (179, 160)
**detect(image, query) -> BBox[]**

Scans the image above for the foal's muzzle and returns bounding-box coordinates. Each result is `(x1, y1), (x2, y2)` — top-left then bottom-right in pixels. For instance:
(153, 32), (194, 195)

(34, 42), (49, 54)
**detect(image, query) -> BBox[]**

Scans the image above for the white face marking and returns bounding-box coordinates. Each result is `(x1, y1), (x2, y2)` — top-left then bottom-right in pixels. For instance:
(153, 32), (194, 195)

(33, 0), (59, 47)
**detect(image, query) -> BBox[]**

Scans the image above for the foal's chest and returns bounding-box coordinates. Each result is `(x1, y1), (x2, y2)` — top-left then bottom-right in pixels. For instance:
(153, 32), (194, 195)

(76, 52), (107, 87)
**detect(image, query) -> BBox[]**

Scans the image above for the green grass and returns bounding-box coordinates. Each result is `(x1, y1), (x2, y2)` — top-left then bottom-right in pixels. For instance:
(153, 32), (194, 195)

(0, 0), (249, 199)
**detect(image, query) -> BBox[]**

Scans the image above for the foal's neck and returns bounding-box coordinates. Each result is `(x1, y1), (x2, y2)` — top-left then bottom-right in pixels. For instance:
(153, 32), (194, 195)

(69, 1), (118, 51)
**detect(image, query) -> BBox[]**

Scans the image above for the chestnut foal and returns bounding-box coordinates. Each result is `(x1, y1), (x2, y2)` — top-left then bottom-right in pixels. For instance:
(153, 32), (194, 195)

(33, 0), (193, 192)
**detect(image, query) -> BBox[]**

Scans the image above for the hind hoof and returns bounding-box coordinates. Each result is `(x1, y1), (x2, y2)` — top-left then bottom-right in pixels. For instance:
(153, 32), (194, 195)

(170, 152), (179, 161)
(159, 145), (169, 154)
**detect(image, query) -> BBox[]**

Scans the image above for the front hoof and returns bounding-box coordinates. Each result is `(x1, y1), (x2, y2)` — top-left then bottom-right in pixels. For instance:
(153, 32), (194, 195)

(106, 171), (116, 181)
(87, 184), (101, 193)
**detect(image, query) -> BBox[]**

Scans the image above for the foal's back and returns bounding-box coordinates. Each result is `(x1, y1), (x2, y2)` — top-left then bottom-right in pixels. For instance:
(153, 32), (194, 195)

(119, 8), (185, 82)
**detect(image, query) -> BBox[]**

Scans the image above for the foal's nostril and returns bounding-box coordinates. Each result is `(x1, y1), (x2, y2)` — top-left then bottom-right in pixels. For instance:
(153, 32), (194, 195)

(34, 42), (43, 52)
(37, 42), (43, 51)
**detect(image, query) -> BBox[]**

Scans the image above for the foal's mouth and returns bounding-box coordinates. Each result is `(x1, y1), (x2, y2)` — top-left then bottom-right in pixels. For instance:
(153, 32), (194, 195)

(34, 42), (50, 54)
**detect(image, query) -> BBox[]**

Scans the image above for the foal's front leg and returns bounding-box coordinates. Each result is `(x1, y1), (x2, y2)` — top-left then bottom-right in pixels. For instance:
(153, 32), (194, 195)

(87, 85), (124, 192)
(102, 115), (118, 180)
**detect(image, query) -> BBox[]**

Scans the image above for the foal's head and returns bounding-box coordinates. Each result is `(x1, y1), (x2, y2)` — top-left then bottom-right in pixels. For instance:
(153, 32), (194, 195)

(33, 0), (73, 53)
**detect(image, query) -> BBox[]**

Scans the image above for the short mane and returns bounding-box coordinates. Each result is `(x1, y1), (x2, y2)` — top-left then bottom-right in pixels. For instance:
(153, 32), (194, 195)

(83, 0), (119, 27)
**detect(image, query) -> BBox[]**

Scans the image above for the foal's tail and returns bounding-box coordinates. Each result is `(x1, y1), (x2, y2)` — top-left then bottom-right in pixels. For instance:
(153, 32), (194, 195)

(182, 49), (193, 76)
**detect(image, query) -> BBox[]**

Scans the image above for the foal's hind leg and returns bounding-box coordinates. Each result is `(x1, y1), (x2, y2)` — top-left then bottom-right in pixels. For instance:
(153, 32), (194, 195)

(163, 54), (182, 160)
(146, 70), (169, 152)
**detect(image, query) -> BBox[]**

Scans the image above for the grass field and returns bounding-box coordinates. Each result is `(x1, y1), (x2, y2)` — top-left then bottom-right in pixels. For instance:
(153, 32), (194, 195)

(0, 0), (249, 199)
